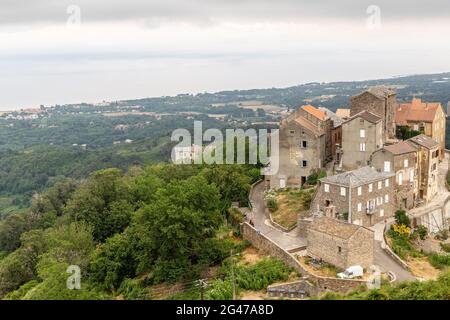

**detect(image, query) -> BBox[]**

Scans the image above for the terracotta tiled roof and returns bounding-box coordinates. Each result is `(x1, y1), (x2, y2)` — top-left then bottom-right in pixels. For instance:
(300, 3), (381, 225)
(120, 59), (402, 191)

(383, 140), (418, 155)
(396, 98), (442, 125)
(301, 104), (326, 121)
(309, 217), (370, 240)
(336, 108), (351, 119)
(407, 134), (439, 149)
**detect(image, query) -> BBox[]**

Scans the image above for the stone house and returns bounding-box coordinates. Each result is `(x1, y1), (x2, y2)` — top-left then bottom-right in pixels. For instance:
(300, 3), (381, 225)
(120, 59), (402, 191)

(370, 141), (419, 210)
(311, 166), (395, 227)
(341, 111), (384, 170)
(268, 105), (335, 189)
(319, 107), (344, 163)
(396, 98), (446, 159)
(307, 217), (374, 269)
(407, 134), (440, 203)
(350, 86), (397, 140)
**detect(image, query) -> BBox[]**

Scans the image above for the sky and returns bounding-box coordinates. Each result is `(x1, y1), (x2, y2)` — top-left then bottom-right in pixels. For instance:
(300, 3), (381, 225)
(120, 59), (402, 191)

(1, 0), (450, 110)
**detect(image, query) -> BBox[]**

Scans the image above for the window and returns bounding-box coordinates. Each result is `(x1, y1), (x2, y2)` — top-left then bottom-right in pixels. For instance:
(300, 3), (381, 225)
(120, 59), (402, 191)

(302, 140), (308, 148)
(404, 159), (408, 167)
(384, 161), (391, 172)
(302, 160), (308, 167)
(398, 172), (403, 185)
(360, 143), (366, 152)
(385, 179), (389, 187)
(432, 163), (437, 171)
(289, 130), (295, 135)
(409, 169), (414, 182)
(360, 119), (364, 125)
(368, 184), (373, 192)
(357, 203), (362, 212)
(385, 194), (389, 203)
(338, 246), (342, 254)
(324, 184), (330, 193)
(340, 187), (346, 197)
(360, 129), (366, 138)
(367, 200), (375, 212)
(378, 181), (382, 190)
(357, 186), (362, 196)
(380, 209), (385, 217)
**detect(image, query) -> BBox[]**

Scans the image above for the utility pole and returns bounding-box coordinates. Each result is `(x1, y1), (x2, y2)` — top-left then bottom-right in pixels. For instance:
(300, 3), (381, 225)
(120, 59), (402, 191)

(231, 250), (236, 300)
(230, 249), (240, 300)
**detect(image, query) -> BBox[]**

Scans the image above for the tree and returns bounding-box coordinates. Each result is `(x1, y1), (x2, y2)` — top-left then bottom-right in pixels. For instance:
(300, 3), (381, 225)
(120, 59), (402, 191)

(64, 169), (133, 241)
(0, 214), (30, 253)
(395, 210), (411, 227)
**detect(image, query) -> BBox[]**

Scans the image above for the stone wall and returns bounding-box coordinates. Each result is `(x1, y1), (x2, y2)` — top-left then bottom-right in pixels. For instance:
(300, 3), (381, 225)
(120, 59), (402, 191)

(241, 222), (367, 295)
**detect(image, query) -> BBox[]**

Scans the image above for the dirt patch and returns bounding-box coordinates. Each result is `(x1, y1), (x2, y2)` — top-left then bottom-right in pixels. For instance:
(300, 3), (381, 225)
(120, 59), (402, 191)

(239, 247), (264, 266)
(270, 189), (314, 229)
(240, 290), (267, 300)
(407, 257), (440, 280)
(297, 257), (341, 278)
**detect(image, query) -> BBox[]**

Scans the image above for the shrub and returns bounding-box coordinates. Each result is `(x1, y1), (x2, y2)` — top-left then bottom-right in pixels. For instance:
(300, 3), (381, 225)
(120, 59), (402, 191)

(394, 210), (410, 227)
(440, 242), (450, 253)
(234, 258), (293, 291)
(392, 224), (411, 237)
(417, 226), (428, 240)
(428, 253), (450, 269)
(205, 279), (233, 300)
(436, 229), (449, 241)
(306, 170), (326, 186)
(266, 198), (278, 212)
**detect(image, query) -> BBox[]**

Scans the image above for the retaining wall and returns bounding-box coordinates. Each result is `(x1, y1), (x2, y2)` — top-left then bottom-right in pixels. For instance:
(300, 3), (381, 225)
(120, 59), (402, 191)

(241, 222), (367, 295)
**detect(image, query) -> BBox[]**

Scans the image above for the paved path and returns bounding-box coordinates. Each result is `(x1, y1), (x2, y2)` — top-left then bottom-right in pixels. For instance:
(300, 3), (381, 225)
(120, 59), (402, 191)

(370, 220), (415, 282)
(248, 182), (307, 251)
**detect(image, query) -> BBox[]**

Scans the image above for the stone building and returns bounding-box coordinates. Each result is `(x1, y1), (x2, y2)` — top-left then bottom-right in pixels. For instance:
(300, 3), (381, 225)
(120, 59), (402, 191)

(396, 98), (446, 159)
(407, 134), (440, 202)
(350, 86), (397, 140)
(268, 105), (335, 189)
(311, 166), (395, 227)
(307, 217), (374, 269)
(341, 111), (384, 170)
(371, 141), (419, 210)
(319, 107), (344, 163)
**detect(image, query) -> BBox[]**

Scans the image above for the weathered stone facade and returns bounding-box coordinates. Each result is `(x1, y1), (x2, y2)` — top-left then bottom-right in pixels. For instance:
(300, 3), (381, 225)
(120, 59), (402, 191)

(371, 141), (419, 209)
(311, 166), (395, 227)
(407, 135), (440, 203)
(396, 98), (446, 159)
(350, 86), (397, 140)
(341, 111), (384, 170)
(307, 217), (374, 269)
(269, 105), (336, 189)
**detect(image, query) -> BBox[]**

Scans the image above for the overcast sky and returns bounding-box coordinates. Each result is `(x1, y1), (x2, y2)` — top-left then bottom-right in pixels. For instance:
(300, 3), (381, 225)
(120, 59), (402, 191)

(1, 0), (450, 110)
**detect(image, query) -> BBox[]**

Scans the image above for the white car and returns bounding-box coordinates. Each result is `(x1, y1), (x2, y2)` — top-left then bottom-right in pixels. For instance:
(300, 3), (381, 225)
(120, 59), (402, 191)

(337, 265), (364, 279)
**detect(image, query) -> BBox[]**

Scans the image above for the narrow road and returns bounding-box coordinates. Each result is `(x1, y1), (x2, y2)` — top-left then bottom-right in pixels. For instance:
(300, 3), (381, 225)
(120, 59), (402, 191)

(251, 181), (415, 282)
(370, 221), (416, 282)
(248, 181), (307, 251)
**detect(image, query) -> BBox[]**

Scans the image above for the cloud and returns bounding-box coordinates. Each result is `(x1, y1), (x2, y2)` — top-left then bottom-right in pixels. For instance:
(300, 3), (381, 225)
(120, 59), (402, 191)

(0, 0), (449, 27)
